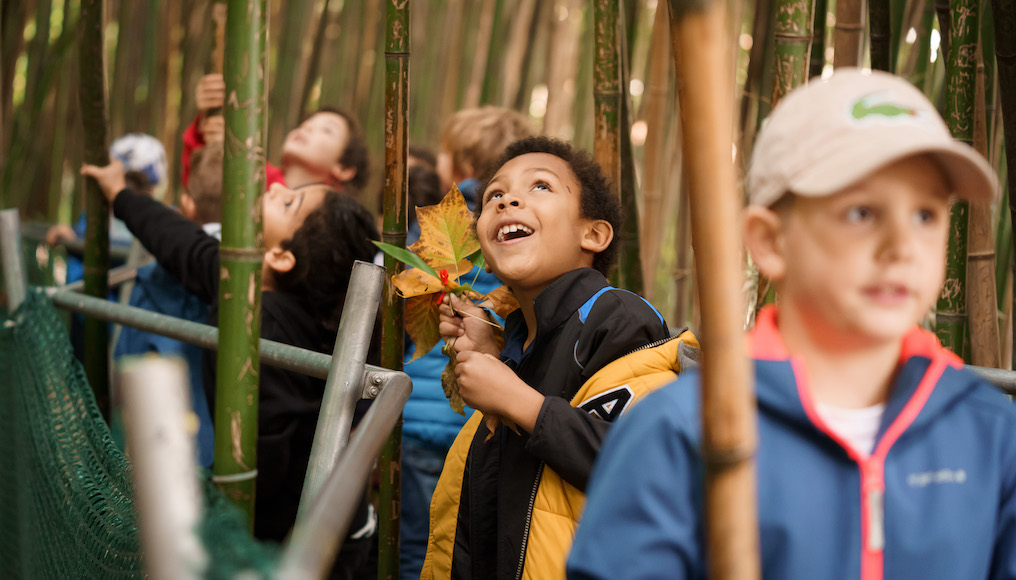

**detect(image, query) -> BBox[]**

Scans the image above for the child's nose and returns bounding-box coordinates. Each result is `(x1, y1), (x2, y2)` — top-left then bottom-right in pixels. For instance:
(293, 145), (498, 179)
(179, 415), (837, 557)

(880, 217), (916, 261)
(497, 193), (522, 210)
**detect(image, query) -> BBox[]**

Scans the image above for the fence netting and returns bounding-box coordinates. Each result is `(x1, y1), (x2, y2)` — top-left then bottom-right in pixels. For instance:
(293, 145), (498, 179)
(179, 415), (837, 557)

(0, 289), (280, 579)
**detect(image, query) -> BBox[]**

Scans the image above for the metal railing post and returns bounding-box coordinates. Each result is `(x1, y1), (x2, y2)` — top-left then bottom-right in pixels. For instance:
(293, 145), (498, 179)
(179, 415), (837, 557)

(277, 370), (412, 580)
(0, 209), (27, 311)
(298, 261), (385, 523)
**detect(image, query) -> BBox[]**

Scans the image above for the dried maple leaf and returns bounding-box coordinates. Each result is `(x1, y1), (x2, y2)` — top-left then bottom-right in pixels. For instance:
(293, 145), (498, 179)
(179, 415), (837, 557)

(479, 285), (521, 319)
(409, 184), (480, 267)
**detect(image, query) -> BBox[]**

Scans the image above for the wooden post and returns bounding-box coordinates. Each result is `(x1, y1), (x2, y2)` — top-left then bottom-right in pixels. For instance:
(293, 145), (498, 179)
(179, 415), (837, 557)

(667, 0), (760, 578)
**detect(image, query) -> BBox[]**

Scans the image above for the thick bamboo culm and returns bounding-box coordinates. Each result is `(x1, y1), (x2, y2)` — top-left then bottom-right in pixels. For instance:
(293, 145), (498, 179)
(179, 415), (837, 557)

(78, 0), (111, 420)
(936, 0), (979, 361)
(869, 0), (892, 71)
(212, 0), (269, 526)
(771, 0), (814, 106)
(968, 43), (1001, 368)
(593, 0), (623, 204)
(992, 0), (1016, 358)
(616, 9), (644, 296)
(379, 0), (411, 576)
(667, 0), (760, 578)
(833, 0), (864, 67)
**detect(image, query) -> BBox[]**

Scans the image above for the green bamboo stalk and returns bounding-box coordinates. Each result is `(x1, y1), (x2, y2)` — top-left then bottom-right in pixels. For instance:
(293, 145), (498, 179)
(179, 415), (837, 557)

(739, 0), (774, 163)
(593, 0), (623, 286)
(809, 0), (828, 78)
(935, 0), (950, 64)
(465, 0), (497, 108)
(79, 0), (111, 419)
(905, 0), (937, 94)
(574, 6), (595, 151)
(992, 0), (1016, 363)
(355, 0), (383, 114)
(833, 0), (863, 67)
(380, 1), (410, 577)
(479, 0), (508, 106)
(771, 0), (813, 106)
(935, 0), (979, 361)
(298, 0), (333, 120)
(617, 5), (643, 294)
(890, 0), (908, 70)
(213, 0), (268, 527)
(267, 0), (314, 162)
(869, 0), (892, 71)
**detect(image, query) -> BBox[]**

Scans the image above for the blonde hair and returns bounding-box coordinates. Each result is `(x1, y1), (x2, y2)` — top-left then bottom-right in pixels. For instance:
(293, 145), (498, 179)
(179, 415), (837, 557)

(440, 106), (535, 183)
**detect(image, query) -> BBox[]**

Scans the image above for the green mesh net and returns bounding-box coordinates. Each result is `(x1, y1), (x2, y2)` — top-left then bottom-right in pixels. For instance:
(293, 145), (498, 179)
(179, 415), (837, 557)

(0, 290), (280, 578)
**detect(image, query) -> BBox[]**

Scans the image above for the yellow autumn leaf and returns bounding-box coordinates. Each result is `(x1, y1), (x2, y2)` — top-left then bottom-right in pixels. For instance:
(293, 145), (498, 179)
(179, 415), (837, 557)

(409, 184), (481, 267)
(480, 285), (521, 318)
(406, 294), (442, 362)
(391, 258), (474, 299)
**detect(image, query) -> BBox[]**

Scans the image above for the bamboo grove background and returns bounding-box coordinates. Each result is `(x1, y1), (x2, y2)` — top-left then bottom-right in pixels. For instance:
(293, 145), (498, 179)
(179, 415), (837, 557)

(1, 0), (1014, 366)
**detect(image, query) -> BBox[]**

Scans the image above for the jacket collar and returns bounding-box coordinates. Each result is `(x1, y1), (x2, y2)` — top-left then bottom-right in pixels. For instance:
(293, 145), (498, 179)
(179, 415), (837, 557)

(502, 268), (609, 365)
(749, 305), (970, 437)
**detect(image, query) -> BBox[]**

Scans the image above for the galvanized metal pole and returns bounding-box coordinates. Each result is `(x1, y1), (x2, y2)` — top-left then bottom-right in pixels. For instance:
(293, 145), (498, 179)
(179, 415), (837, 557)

(0, 209), (27, 311)
(277, 370), (412, 580)
(120, 357), (208, 580)
(297, 261), (385, 523)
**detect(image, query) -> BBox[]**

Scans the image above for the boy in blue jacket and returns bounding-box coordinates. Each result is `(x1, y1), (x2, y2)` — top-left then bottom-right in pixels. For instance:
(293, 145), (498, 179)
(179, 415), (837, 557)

(568, 69), (1016, 579)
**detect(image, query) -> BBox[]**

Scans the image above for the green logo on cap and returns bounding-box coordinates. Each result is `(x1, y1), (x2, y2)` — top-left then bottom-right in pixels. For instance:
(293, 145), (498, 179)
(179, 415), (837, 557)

(851, 96), (918, 120)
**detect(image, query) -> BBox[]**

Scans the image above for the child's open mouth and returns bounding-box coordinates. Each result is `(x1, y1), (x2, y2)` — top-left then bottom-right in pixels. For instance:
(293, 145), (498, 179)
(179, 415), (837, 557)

(497, 224), (534, 243)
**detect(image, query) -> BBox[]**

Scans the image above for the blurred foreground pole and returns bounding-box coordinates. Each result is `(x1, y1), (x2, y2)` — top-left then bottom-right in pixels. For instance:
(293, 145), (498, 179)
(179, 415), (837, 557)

(666, 0), (760, 577)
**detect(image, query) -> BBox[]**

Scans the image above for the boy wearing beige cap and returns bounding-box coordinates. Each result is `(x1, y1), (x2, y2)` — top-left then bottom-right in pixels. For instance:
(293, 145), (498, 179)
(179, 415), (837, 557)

(567, 69), (1016, 580)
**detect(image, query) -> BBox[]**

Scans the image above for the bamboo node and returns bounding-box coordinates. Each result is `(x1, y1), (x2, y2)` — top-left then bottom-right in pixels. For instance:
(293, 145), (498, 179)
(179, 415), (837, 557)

(703, 444), (756, 470)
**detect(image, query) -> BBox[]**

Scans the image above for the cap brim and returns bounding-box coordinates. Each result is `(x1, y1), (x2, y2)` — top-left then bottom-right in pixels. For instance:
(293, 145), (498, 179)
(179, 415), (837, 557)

(790, 135), (998, 203)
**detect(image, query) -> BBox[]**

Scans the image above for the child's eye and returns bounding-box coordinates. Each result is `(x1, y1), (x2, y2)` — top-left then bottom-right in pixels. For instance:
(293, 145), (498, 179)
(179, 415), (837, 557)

(845, 206), (873, 223)
(484, 191), (503, 204)
(914, 208), (941, 225)
(532, 181), (549, 191)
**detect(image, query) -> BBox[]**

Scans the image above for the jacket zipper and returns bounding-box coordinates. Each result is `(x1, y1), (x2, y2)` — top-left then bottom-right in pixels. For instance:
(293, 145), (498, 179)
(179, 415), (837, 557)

(514, 463), (544, 580)
(622, 328), (688, 358)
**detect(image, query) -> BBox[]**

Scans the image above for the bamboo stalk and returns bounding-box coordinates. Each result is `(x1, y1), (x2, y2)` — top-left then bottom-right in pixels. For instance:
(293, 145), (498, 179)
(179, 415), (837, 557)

(809, 0), (828, 78)
(438, 0), (466, 122)
(967, 42), (1000, 367)
(889, 0), (908, 70)
(354, 0), (382, 113)
(936, 0), (979, 361)
(465, 0), (497, 108)
(869, 0), (892, 71)
(617, 5), (644, 294)
(213, 0), (269, 527)
(771, 0), (814, 106)
(992, 0), (1016, 366)
(298, 0), (333, 119)
(268, 0), (314, 162)
(544, 0), (584, 139)
(738, 0), (774, 164)
(640, 0), (672, 296)
(833, 0), (864, 67)
(935, 0), (950, 63)
(380, 0), (410, 576)
(593, 0), (623, 271)
(667, 0), (759, 578)
(79, 0), (111, 420)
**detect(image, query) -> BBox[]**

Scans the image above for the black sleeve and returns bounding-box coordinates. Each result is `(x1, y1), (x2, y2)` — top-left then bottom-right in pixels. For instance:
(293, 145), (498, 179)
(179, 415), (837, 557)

(112, 188), (221, 303)
(526, 291), (670, 490)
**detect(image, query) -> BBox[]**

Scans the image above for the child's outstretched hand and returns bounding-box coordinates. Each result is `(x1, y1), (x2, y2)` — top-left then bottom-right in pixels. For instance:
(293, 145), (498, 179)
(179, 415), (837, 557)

(80, 159), (126, 203)
(454, 350), (542, 433)
(439, 293), (501, 357)
(195, 73), (225, 114)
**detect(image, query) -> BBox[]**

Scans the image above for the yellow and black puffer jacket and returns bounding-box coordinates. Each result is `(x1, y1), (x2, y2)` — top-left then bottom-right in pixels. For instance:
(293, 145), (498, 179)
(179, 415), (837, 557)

(421, 330), (700, 580)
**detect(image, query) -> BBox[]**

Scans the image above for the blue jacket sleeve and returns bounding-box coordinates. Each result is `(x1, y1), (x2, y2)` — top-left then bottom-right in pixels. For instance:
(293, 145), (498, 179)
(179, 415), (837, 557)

(567, 379), (705, 580)
(991, 427), (1016, 579)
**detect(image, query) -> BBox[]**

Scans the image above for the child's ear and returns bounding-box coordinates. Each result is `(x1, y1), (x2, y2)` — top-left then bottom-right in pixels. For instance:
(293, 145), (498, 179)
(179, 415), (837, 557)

(180, 193), (198, 221)
(264, 246), (297, 274)
(580, 219), (614, 254)
(330, 163), (356, 186)
(743, 206), (786, 280)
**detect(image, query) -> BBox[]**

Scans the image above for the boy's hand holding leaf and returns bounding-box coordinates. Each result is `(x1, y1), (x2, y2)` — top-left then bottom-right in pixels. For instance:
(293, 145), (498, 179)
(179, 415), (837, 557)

(374, 186), (520, 437)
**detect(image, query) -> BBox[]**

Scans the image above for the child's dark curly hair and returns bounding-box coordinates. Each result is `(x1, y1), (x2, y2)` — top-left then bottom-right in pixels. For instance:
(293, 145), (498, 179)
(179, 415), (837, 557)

(479, 136), (621, 276)
(273, 190), (380, 331)
(313, 107), (371, 191)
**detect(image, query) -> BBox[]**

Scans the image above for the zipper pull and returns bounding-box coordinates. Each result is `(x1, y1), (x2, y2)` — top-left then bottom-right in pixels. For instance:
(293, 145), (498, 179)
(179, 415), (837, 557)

(867, 487), (885, 551)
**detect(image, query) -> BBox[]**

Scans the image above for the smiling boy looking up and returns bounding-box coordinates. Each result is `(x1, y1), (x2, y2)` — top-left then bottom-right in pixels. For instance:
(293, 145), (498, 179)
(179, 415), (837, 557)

(568, 69), (1016, 580)
(422, 137), (700, 580)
